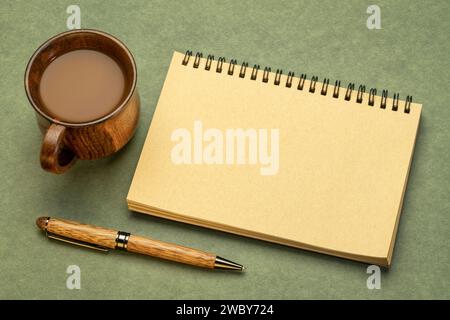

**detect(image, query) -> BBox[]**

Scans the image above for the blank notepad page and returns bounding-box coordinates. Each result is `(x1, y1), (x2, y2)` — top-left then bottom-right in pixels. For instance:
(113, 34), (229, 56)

(128, 51), (421, 266)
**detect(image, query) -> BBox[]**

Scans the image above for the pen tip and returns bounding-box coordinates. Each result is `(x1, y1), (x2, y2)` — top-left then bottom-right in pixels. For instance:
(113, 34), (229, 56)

(214, 256), (245, 271)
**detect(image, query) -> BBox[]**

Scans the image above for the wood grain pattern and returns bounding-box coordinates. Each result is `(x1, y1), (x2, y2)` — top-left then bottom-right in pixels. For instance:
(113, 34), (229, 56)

(46, 217), (118, 249)
(37, 217), (217, 269)
(25, 29), (139, 174)
(35, 217), (48, 230)
(127, 235), (216, 269)
(40, 124), (77, 174)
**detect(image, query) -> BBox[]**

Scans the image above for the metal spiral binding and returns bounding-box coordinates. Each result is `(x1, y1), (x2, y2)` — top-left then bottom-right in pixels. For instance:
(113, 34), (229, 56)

(356, 85), (365, 103)
(321, 78), (329, 96)
(205, 54), (214, 70)
(182, 50), (192, 65)
(251, 64), (259, 80)
(193, 52), (202, 68)
(404, 96), (412, 114)
(181, 50), (413, 113)
(369, 88), (377, 106)
(239, 62), (248, 78)
(274, 69), (282, 85)
(262, 67), (271, 83)
(381, 89), (388, 109)
(286, 72), (294, 88)
(228, 59), (237, 75)
(392, 93), (399, 111)
(216, 57), (225, 73)
(309, 76), (318, 93)
(345, 83), (355, 101)
(333, 80), (341, 98)
(298, 74), (307, 90)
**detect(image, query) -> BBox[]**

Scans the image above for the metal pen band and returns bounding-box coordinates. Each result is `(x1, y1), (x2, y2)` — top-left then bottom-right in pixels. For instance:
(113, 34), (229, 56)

(115, 231), (131, 251)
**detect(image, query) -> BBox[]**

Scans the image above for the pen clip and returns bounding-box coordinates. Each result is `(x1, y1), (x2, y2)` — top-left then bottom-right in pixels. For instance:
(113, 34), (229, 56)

(46, 232), (109, 252)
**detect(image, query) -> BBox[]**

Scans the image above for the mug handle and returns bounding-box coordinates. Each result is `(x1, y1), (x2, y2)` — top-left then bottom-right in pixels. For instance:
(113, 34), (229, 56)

(40, 124), (77, 174)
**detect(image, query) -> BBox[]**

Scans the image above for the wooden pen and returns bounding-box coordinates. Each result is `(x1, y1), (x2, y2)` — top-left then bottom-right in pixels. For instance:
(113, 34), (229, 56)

(36, 217), (244, 271)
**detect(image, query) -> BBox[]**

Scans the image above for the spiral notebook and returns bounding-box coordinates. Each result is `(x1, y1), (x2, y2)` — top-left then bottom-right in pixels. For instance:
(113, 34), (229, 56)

(127, 51), (421, 266)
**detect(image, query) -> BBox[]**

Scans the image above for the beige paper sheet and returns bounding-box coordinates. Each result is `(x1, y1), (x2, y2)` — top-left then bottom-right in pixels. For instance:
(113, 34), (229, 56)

(127, 51), (421, 266)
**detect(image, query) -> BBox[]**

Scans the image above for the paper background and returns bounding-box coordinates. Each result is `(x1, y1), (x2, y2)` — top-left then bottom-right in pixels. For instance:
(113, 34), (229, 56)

(0, 0), (448, 299)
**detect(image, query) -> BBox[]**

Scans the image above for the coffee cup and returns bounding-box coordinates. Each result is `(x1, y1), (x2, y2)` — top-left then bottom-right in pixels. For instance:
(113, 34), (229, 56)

(24, 29), (139, 174)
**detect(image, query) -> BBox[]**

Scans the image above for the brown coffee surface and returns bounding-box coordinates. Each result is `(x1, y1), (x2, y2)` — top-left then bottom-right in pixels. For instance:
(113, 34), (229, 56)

(39, 49), (125, 123)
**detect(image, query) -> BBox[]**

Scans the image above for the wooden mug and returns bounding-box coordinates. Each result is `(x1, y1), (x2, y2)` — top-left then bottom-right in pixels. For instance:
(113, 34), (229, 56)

(24, 29), (139, 174)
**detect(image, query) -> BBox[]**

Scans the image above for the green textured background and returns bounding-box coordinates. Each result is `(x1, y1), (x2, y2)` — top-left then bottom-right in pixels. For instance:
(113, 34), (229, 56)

(1, 0), (449, 299)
